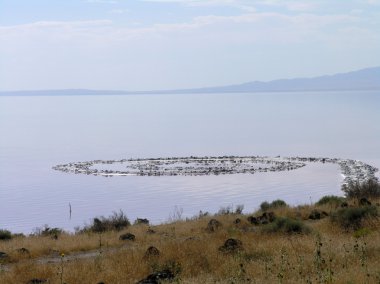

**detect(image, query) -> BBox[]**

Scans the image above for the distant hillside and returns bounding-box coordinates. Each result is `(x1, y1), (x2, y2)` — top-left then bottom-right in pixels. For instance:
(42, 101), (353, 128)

(1, 66), (379, 96)
(157, 66), (380, 94)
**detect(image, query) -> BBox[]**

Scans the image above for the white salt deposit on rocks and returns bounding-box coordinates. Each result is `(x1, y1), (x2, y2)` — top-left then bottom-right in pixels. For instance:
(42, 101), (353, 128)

(53, 156), (378, 186)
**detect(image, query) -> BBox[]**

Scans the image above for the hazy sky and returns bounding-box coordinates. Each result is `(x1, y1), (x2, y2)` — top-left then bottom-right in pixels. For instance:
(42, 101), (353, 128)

(1, 0), (380, 91)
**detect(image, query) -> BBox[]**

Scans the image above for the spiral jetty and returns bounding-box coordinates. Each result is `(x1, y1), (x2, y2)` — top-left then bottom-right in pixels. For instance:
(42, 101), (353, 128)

(53, 156), (378, 186)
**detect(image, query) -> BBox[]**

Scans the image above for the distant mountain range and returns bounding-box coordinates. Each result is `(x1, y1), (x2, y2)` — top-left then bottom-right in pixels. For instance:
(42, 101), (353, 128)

(167, 66), (380, 94)
(1, 66), (380, 96)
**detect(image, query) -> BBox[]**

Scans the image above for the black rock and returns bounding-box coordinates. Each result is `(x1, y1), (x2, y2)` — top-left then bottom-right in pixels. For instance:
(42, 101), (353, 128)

(261, 212), (276, 223)
(207, 219), (222, 232)
(144, 246), (160, 258)
(119, 233), (135, 241)
(308, 209), (328, 220)
(137, 269), (175, 284)
(248, 212), (276, 225)
(247, 216), (259, 225)
(135, 218), (150, 225)
(219, 238), (243, 253)
(359, 198), (371, 206)
(146, 228), (156, 234)
(16, 247), (30, 255)
(26, 279), (48, 284)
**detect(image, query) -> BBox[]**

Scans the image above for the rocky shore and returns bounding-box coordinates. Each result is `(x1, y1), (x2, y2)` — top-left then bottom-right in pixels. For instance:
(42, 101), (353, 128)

(52, 156), (378, 185)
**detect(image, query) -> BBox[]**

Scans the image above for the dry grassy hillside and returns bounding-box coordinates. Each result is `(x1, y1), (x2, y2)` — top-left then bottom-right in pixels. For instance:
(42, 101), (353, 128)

(0, 182), (379, 284)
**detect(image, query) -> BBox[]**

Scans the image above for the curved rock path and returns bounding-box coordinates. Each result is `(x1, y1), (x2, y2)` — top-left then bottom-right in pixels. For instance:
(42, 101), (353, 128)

(53, 155), (378, 185)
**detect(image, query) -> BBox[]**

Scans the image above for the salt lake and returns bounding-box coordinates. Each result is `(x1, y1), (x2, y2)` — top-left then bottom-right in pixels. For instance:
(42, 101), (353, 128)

(0, 91), (379, 233)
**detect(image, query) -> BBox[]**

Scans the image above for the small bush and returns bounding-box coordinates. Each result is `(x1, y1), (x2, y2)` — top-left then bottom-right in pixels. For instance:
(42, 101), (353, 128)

(262, 217), (310, 234)
(260, 201), (270, 211)
(43, 227), (62, 237)
(85, 210), (130, 233)
(198, 210), (209, 218)
(331, 206), (378, 230)
(33, 226), (63, 237)
(342, 179), (380, 199)
(260, 199), (287, 211)
(12, 233), (25, 238)
(0, 229), (12, 240)
(235, 204), (244, 215)
(353, 228), (372, 238)
(217, 204), (245, 215)
(134, 218), (149, 225)
(218, 205), (233, 215)
(271, 199), (287, 208)
(316, 195), (345, 206)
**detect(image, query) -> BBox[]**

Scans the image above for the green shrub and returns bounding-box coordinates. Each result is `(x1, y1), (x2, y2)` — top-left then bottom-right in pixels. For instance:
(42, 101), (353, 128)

(260, 201), (270, 211)
(33, 226), (63, 237)
(0, 229), (12, 240)
(42, 227), (62, 237)
(316, 195), (345, 206)
(331, 206), (378, 230)
(271, 199), (287, 208)
(342, 179), (380, 199)
(353, 228), (372, 238)
(260, 199), (287, 211)
(262, 217), (310, 234)
(85, 210), (130, 233)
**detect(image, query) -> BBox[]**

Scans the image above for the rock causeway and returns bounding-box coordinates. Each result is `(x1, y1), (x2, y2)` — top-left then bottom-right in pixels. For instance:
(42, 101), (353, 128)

(53, 156), (378, 186)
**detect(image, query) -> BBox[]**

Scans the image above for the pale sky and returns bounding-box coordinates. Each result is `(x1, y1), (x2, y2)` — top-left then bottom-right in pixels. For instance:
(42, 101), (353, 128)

(1, 0), (380, 91)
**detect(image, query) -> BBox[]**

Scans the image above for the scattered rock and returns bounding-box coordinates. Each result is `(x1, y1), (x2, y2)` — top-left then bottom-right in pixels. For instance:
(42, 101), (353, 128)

(359, 198), (371, 206)
(119, 233), (135, 241)
(219, 238), (243, 253)
(207, 219), (222, 232)
(247, 216), (259, 225)
(135, 218), (150, 225)
(262, 212), (276, 222)
(308, 209), (329, 220)
(234, 218), (241, 224)
(146, 228), (156, 234)
(247, 212), (276, 225)
(137, 269), (175, 284)
(144, 246), (160, 258)
(26, 279), (48, 284)
(16, 247), (30, 255)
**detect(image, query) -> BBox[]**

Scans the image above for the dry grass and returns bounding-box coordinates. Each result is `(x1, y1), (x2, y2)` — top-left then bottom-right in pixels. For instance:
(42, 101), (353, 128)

(0, 200), (379, 284)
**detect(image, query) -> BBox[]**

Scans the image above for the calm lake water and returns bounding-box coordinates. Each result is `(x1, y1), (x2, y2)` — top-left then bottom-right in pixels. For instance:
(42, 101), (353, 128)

(1, 91), (379, 233)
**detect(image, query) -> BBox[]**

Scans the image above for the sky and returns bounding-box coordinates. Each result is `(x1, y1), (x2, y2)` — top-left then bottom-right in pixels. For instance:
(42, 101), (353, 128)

(0, 0), (380, 91)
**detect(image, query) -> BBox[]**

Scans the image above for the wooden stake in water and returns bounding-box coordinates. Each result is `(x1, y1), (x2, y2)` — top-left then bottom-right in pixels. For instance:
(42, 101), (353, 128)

(69, 203), (72, 220)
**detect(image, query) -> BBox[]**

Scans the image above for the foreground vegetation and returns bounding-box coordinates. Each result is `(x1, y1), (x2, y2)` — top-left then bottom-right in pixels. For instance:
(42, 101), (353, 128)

(0, 181), (379, 283)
